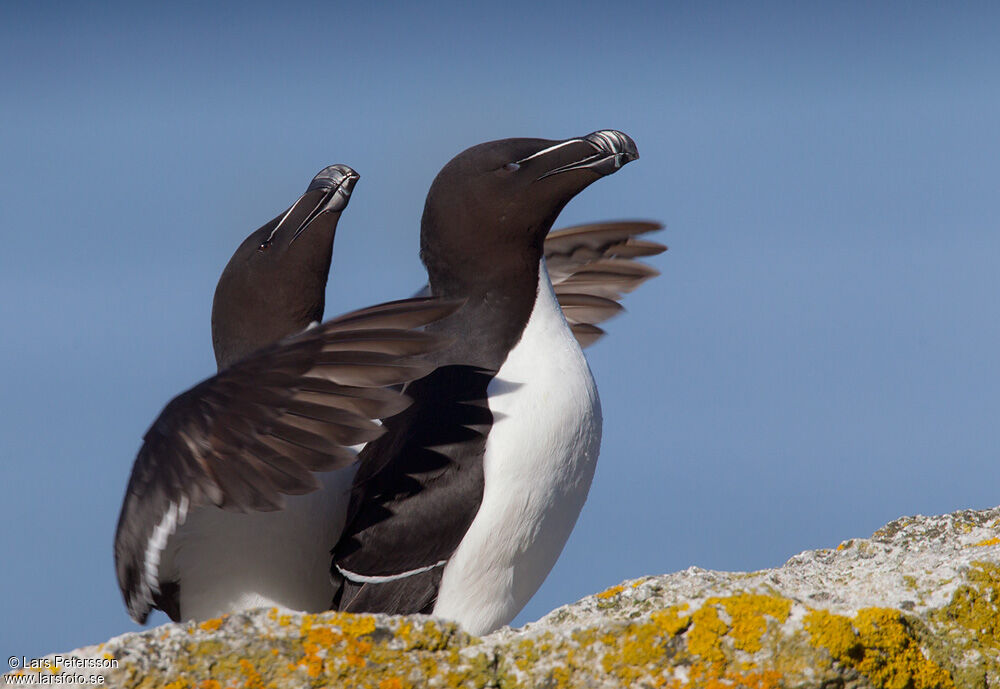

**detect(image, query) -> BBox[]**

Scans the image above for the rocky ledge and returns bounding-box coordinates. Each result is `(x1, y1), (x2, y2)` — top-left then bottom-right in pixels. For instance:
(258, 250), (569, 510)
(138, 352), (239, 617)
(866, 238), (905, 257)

(8, 507), (1000, 688)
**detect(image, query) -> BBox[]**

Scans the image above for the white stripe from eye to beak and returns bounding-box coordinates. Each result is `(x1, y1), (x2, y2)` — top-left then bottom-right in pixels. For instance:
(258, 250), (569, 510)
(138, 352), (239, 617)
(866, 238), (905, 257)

(513, 138), (593, 165)
(265, 192), (312, 245)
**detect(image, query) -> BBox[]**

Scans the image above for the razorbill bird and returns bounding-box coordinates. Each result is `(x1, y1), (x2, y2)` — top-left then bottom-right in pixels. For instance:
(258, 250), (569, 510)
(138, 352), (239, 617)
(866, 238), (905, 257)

(332, 130), (647, 634)
(114, 165), (458, 623)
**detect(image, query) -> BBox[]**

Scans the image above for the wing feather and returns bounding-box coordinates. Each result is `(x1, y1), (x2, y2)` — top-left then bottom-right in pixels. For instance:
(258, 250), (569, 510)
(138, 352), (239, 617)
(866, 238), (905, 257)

(543, 221), (665, 346)
(113, 296), (459, 623)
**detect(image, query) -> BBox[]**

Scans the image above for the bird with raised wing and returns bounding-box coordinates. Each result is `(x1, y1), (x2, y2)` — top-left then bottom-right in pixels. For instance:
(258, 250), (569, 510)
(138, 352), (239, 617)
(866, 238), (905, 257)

(332, 131), (659, 634)
(114, 166), (458, 623)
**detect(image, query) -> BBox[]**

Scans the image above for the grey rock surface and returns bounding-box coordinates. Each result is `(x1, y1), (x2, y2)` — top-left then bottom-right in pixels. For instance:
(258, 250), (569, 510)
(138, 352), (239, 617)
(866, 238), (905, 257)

(7, 506), (1000, 688)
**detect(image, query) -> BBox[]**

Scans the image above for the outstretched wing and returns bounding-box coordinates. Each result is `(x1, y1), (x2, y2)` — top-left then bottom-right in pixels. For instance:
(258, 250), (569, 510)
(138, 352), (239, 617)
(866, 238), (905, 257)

(544, 221), (666, 347)
(410, 221), (664, 349)
(114, 297), (458, 623)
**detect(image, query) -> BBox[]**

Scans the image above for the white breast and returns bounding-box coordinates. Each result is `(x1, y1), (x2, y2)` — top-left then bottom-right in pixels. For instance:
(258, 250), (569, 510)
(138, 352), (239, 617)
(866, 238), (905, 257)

(433, 259), (602, 634)
(164, 465), (357, 621)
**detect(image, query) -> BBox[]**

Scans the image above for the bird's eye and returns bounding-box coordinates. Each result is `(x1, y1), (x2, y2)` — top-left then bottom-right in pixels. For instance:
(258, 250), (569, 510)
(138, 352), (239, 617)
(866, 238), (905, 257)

(258, 240), (271, 251)
(503, 162), (520, 172)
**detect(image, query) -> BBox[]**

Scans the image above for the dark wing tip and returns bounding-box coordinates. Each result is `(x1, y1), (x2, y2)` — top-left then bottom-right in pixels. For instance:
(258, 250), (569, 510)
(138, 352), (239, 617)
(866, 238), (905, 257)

(126, 593), (151, 624)
(114, 477), (188, 624)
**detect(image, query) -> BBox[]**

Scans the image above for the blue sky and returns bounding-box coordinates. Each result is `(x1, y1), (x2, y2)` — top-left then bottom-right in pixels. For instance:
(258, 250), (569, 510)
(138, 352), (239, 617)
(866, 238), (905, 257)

(2, 1), (999, 659)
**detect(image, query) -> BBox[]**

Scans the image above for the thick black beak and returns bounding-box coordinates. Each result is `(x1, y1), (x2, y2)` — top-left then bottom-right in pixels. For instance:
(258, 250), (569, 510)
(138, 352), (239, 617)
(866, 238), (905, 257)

(582, 130), (639, 173)
(269, 164), (361, 245)
(534, 130), (639, 180)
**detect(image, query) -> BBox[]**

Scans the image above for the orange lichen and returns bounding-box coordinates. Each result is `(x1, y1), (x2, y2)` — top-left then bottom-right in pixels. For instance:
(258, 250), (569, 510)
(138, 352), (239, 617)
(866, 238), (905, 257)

(238, 659), (265, 689)
(161, 680), (192, 689)
(597, 584), (625, 599)
(198, 617), (224, 632)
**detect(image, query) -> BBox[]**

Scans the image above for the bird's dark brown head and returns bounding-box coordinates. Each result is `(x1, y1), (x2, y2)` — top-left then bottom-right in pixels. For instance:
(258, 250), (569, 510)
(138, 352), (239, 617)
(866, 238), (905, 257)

(419, 130), (638, 295)
(211, 164), (360, 369)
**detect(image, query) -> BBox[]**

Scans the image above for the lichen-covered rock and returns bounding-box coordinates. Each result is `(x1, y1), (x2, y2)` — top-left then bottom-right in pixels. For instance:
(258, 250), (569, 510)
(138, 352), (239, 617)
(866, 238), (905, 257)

(8, 506), (1000, 688)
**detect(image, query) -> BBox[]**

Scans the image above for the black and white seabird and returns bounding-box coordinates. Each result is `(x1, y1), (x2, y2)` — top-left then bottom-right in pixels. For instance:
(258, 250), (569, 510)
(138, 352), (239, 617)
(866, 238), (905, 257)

(113, 165), (458, 623)
(331, 130), (653, 634)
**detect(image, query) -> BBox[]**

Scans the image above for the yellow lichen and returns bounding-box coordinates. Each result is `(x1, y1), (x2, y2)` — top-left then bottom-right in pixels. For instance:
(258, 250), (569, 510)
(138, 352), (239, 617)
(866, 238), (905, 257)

(266, 607), (292, 627)
(972, 536), (1000, 547)
(590, 605), (692, 685)
(46, 572), (1000, 689)
(513, 638), (539, 672)
(803, 609), (862, 661)
(686, 603), (729, 665)
(719, 594), (792, 653)
(549, 665), (572, 687)
(339, 612), (377, 637)
(650, 603), (691, 637)
(198, 617), (224, 632)
(805, 607), (954, 689)
(599, 625), (664, 683)
(671, 663), (785, 689)
(597, 584), (625, 600)
(933, 560), (1000, 651)
(683, 593), (792, 665)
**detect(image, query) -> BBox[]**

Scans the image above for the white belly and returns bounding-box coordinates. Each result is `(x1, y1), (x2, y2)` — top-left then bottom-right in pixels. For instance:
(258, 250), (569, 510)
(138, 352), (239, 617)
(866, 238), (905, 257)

(166, 465), (357, 621)
(433, 259), (602, 634)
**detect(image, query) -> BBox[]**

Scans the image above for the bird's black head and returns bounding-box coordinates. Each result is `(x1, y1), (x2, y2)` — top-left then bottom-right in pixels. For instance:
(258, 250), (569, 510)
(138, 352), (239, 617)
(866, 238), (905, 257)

(211, 164), (360, 369)
(420, 130), (638, 295)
